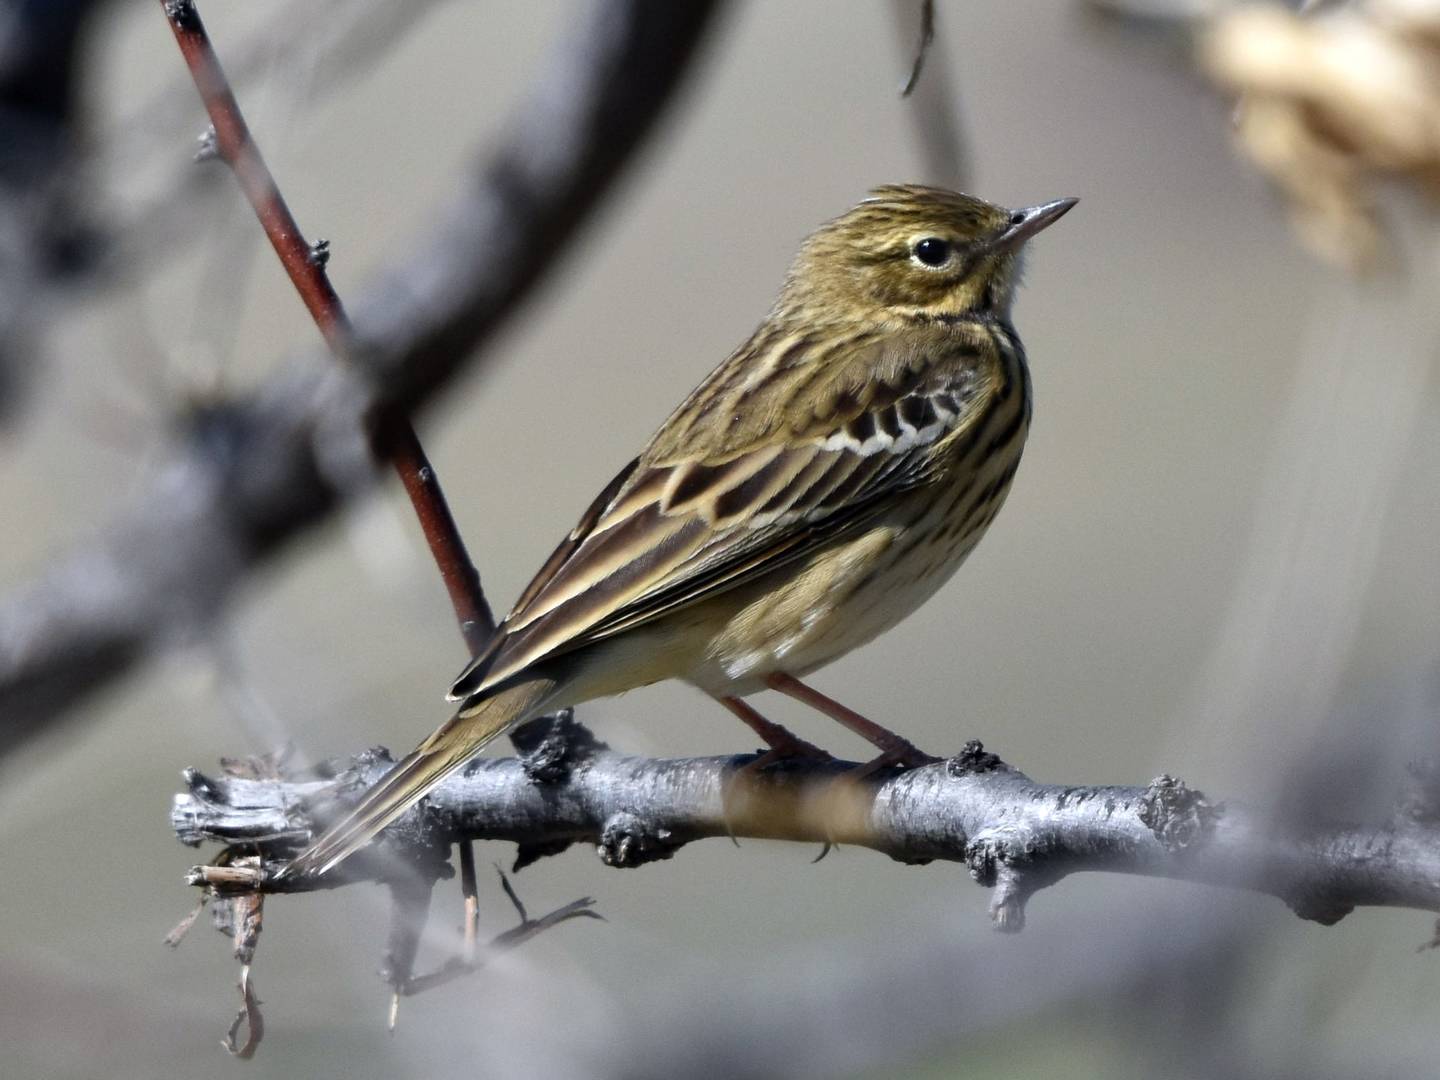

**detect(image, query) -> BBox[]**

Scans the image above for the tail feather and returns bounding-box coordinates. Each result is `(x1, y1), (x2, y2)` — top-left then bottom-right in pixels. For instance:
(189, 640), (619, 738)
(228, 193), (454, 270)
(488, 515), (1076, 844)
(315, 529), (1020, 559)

(278, 679), (555, 880)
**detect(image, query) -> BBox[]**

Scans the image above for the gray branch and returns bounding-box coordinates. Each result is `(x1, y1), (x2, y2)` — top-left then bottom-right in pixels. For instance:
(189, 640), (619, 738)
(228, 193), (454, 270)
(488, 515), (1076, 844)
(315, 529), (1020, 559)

(0, 0), (108, 423)
(171, 716), (1440, 931)
(0, 1), (723, 749)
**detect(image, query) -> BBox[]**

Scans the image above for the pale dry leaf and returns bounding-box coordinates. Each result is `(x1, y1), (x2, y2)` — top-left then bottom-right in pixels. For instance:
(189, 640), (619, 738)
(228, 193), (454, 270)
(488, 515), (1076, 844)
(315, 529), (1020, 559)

(1199, 1), (1440, 268)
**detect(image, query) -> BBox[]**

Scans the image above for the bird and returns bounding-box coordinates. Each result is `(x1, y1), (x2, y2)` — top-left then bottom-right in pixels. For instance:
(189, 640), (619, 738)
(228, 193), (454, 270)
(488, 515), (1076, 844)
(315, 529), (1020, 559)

(280, 184), (1076, 879)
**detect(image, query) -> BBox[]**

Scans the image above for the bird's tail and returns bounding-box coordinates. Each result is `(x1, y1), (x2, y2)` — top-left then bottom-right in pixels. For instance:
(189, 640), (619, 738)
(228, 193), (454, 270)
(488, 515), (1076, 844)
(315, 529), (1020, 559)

(278, 678), (556, 880)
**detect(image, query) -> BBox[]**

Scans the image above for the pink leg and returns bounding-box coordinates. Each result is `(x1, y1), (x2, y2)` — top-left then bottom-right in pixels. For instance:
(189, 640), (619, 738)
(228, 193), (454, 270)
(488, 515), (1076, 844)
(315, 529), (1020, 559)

(765, 673), (937, 770)
(715, 695), (833, 769)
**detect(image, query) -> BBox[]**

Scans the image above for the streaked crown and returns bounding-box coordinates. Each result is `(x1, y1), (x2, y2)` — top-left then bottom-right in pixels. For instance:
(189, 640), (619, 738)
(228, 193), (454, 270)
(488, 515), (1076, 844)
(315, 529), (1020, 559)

(781, 184), (1076, 323)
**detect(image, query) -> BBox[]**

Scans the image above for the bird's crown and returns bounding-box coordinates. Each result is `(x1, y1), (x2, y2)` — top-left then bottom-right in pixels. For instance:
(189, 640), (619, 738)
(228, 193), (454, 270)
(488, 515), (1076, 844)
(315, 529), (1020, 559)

(782, 184), (1075, 322)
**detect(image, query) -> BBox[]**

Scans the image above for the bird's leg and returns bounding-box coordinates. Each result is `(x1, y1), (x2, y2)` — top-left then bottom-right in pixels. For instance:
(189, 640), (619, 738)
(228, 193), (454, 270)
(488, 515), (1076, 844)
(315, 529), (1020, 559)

(715, 695), (836, 860)
(764, 672), (938, 771)
(715, 695), (833, 771)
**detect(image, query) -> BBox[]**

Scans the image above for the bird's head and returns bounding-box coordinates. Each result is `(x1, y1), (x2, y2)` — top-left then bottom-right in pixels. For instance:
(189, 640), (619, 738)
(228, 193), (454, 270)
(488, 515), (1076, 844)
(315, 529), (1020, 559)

(783, 184), (1076, 324)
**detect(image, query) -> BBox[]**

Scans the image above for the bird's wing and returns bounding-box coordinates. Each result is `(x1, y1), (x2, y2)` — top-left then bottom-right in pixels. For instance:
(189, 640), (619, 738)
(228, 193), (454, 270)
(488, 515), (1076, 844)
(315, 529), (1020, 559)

(449, 326), (1005, 701)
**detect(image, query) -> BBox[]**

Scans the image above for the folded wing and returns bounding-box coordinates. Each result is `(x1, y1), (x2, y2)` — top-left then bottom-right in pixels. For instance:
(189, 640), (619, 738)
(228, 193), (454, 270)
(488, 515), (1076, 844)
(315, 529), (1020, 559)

(449, 328), (999, 702)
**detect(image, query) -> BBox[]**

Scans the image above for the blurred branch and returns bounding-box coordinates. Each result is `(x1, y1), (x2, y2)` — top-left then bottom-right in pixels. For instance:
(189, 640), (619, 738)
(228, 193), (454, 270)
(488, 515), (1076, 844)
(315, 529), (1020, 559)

(589, 896), (1267, 1080)
(114, 0), (444, 179)
(377, 423), (496, 649)
(175, 714), (1440, 931)
(159, 1), (595, 1023)
(891, 0), (968, 187)
(0, 0), (108, 423)
(160, 0), (495, 650)
(92, 1), (450, 292)
(394, 870), (600, 1000)
(897, 0), (934, 97)
(0, 0), (722, 749)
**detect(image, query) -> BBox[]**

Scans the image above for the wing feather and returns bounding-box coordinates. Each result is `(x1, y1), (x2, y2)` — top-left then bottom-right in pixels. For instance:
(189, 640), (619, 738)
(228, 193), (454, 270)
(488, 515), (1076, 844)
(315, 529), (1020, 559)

(449, 328), (1001, 702)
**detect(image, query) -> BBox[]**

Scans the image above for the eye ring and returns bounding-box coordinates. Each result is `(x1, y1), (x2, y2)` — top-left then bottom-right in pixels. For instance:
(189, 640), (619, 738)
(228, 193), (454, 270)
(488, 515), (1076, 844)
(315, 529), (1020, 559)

(912, 236), (952, 267)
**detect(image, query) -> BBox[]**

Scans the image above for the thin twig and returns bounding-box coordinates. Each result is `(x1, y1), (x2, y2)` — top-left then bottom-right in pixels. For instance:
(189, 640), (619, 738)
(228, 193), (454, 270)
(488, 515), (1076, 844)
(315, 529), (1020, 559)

(159, 1), (507, 1019)
(162, 892), (209, 947)
(156, 8), (652, 1051)
(460, 842), (480, 962)
(158, 0), (493, 648)
(898, 0), (935, 97)
(222, 963), (263, 1059)
(161, 5), (509, 1022)
(891, 0), (968, 187)
(495, 864), (527, 924)
(0, 1), (720, 745)
(373, 420), (495, 649)
(400, 896), (603, 998)
(381, 869), (436, 1031)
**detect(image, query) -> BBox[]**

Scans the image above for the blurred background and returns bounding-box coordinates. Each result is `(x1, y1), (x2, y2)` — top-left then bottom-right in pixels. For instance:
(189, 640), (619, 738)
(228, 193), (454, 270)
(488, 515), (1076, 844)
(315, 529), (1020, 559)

(1, 1), (1438, 1077)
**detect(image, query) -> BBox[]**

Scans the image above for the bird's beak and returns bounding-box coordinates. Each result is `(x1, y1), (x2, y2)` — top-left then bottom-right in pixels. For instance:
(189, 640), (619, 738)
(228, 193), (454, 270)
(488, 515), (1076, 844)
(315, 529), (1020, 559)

(991, 197), (1078, 251)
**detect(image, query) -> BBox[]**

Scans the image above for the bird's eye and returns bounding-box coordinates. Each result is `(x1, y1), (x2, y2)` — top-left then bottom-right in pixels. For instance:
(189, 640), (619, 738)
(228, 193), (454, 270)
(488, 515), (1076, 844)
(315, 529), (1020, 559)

(912, 237), (952, 267)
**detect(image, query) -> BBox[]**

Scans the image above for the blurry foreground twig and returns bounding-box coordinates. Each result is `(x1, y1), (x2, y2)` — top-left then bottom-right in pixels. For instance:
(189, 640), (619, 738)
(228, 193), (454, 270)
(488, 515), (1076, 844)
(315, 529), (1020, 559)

(891, 0), (968, 187)
(0, 0), (722, 750)
(159, 0), (496, 652)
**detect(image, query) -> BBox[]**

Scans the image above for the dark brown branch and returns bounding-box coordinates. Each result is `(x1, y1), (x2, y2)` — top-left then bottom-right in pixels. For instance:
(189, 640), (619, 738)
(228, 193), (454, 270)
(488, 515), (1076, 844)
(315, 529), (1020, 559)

(160, 0), (495, 650)
(374, 420), (495, 650)
(156, 9), (632, 1031)
(0, 0), (722, 748)
(162, 0), (350, 350)
(173, 717), (1440, 932)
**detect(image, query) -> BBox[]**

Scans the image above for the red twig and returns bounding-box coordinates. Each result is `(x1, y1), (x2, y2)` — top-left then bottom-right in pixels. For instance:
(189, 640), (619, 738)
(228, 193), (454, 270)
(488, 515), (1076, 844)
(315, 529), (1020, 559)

(159, 0), (494, 650)
(375, 423), (495, 651)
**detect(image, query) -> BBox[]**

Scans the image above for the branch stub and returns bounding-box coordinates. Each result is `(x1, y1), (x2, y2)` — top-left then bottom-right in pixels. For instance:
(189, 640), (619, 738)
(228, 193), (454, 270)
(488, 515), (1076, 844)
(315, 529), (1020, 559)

(598, 811), (681, 868)
(1138, 774), (1219, 852)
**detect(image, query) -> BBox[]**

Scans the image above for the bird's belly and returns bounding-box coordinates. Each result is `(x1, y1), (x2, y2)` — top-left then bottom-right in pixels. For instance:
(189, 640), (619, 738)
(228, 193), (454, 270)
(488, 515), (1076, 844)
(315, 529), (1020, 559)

(685, 484), (1000, 697)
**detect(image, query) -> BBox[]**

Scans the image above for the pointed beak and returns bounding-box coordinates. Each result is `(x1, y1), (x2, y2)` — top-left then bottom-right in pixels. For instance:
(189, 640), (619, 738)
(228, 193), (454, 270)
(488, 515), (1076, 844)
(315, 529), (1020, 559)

(991, 197), (1078, 251)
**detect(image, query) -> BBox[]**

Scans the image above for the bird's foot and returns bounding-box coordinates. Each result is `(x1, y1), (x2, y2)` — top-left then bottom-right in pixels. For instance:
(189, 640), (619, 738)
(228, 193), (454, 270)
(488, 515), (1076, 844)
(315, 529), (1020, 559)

(716, 694), (834, 775)
(845, 741), (940, 780)
(763, 672), (938, 771)
(738, 731), (835, 776)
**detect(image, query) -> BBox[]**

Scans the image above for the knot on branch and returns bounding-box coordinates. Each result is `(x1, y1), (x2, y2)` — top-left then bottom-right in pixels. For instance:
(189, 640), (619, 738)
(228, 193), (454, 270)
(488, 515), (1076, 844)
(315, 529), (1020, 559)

(597, 811), (681, 868)
(1138, 775), (1219, 852)
(947, 739), (1003, 776)
(506, 709), (605, 784)
(193, 125), (218, 163)
(163, 0), (199, 30)
(965, 826), (1038, 933)
(513, 839), (576, 872)
(1398, 759), (1440, 827)
(1284, 891), (1355, 927)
